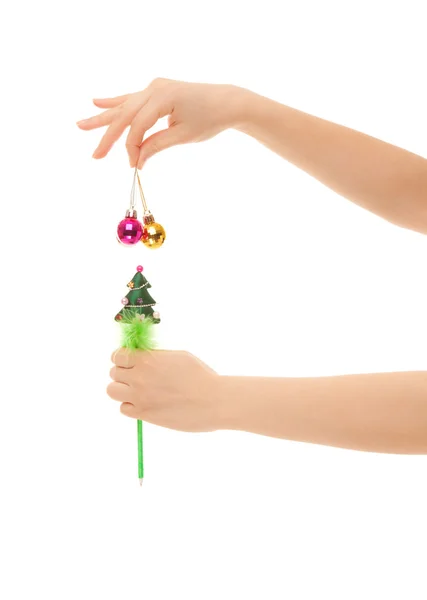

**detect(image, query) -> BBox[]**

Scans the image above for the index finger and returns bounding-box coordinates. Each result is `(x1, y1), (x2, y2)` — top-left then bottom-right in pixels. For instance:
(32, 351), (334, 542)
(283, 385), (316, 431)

(111, 348), (136, 368)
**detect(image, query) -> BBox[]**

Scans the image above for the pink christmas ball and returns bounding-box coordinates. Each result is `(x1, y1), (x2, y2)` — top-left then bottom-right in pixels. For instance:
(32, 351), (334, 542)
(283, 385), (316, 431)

(121, 298), (129, 305)
(117, 218), (143, 245)
(136, 265), (144, 272)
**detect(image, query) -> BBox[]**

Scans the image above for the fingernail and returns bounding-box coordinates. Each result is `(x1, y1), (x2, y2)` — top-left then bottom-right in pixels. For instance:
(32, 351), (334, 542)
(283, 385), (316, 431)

(77, 120), (87, 126)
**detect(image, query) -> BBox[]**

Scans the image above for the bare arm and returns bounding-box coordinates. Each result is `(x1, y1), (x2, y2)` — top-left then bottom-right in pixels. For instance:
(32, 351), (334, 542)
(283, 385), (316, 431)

(219, 370), (427, 454)
(78, 79), (427, 235)
(109, 349), (427, 455)
(235, 88), (427, 234)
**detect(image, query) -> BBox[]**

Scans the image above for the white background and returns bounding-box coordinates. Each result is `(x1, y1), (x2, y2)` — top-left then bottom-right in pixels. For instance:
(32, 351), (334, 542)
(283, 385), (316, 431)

(1, 1), (426, 598)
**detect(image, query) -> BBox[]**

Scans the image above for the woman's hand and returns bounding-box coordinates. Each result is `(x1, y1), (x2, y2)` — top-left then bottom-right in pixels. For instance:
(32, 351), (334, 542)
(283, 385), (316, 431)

(77, 78), (247, 169)
(107, 347), (427, 453)
(108, 349), (223, 432)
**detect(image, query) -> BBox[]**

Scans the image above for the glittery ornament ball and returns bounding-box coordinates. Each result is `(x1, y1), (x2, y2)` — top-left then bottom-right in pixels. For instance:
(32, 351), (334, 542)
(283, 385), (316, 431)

(136, 265), (144, 272)
(137, 298), (143, 305)
(117, 217), (143, 245)
(121, 297), (129, 305)
(141, 222), (166, 249)
(153, 311), (160, 319)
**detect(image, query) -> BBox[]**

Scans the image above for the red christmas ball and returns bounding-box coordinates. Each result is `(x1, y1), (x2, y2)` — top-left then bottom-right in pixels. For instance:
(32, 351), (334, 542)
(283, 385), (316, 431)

(117, 218), (143, 245)
(136, 265), (144, 272)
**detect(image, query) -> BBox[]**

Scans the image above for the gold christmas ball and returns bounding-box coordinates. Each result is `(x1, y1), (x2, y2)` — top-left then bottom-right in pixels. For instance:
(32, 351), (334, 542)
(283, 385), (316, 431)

(141, 222), (166, 249)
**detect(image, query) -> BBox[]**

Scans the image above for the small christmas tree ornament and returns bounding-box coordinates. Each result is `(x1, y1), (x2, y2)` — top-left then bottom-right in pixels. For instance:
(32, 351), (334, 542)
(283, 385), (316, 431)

(115, 265), (161, 324)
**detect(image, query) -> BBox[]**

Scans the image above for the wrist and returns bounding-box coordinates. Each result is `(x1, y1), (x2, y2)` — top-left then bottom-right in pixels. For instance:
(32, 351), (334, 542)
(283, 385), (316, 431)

(215, 375), (297, 440)
(214, 376), (240, 431)
(215, 375), (261, 432)
(232, 88), (297, 145)
(224, 85), (262, 131)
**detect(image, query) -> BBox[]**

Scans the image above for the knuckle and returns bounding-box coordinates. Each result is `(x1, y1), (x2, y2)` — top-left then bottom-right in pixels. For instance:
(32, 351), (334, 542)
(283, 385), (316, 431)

(151, 77), (167, 87)
(111, 106), (125, 122)
(120, 402), (134, 417)
(106, 382), (115, 398)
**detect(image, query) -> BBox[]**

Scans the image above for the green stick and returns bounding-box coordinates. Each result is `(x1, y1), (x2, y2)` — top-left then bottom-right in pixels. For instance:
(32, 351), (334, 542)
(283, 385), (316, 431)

(137, 419), (144, 484)
(115, 268), (159, 486)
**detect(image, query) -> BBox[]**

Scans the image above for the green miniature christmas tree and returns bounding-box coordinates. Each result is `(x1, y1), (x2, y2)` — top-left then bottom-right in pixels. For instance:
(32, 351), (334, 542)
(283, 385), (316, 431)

(115, 265), (161, 324)
(114, 265), (161, 483)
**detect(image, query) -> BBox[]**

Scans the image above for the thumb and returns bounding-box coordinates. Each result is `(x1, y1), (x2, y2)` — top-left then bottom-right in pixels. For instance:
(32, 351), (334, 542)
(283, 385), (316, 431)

(137, 125), (186, 169)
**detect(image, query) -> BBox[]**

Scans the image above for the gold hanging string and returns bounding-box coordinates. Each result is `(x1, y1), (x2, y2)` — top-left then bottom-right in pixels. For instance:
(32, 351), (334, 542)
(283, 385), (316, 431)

(135, 168), (149, 214)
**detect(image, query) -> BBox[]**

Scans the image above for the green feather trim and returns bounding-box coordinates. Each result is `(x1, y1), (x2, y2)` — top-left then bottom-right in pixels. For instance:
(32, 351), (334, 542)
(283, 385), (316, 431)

(118, 310), (157, 351)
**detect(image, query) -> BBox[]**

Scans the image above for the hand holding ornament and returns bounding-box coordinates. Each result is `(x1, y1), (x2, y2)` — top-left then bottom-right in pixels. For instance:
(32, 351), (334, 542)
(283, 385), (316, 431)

(76, 79), (246, 169)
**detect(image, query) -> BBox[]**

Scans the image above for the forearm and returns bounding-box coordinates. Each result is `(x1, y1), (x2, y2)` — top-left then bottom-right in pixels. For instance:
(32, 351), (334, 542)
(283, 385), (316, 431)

(232, 87), (427, 234)
(218, 371), (427, 454)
